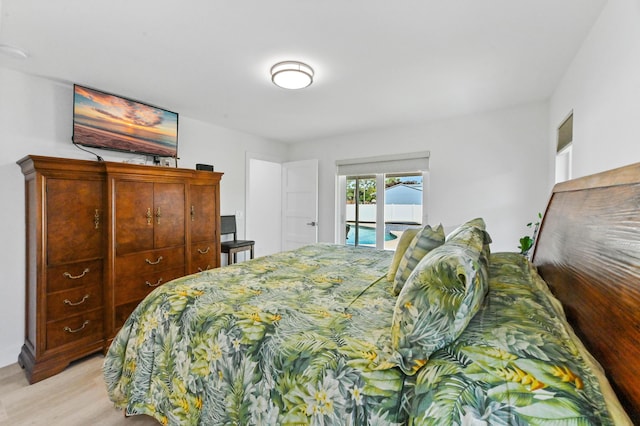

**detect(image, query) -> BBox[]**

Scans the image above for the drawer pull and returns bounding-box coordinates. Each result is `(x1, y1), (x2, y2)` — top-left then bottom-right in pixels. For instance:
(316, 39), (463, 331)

(197, 246), (210, 254)
(197, 265), (211, 272)
(64, 320), (89, 334)
(146, 278), (163, 287)
(63, 294), (90, 306)
(145, 256), (163, 265)
(63, 268), (90, 280)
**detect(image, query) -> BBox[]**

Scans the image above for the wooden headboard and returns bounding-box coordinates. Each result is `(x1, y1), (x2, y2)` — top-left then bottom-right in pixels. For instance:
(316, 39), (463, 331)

(532, 162), (640, 423)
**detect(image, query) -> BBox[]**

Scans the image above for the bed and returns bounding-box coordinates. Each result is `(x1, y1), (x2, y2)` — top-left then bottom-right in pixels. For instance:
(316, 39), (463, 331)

(104, 162), (639, 425)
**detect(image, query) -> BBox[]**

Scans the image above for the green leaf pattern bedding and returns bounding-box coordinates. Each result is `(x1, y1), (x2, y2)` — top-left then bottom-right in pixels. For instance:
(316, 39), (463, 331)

(104, 245), (619, 425)
(407, 252), (615, 425)
(104, 244), (405, 425)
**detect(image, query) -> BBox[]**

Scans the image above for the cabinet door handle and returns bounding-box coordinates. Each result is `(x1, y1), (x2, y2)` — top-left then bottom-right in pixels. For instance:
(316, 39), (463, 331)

(63, 268), (90, 280)
(64, 294), (90, 306)
(191, 205), (195, 221)
(94, 209), (100, 229)
(146, 208), (152, 225)
(155, 207), (161, 224)
(197, 265), (211, 272)
(64, 320), (89, 334)
(146, 278), (163, 287)
(145, 256), (163, 265)
(197, 246), (210, 254)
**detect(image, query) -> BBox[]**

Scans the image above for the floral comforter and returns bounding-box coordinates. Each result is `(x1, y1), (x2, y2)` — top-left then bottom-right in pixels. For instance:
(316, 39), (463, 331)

(407, 253), (622, 425)
(104, 245), (624, 425)
(104, 244), (405, 425)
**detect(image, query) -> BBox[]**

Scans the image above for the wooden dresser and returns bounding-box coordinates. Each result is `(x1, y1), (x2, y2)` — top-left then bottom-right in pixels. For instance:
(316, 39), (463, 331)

(17, 155), (223, 383)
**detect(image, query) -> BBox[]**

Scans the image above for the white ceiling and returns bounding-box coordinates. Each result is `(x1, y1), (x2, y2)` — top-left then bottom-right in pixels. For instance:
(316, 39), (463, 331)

(0, 0), (606, 143)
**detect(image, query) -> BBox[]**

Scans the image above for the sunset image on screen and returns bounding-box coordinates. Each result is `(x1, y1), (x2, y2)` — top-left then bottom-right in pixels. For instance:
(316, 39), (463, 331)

(73, 86), (178, 157)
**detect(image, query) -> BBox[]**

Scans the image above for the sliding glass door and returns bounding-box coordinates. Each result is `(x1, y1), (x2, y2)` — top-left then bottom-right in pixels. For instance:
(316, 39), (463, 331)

(383, 173), (423, 250)
(345, 176), (377, 247)
(345, 172), (424, 249)
(336, 151), (430, 250)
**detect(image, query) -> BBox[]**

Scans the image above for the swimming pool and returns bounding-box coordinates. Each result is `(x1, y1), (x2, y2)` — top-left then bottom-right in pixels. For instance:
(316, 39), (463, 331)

(346, 225), (397, 245)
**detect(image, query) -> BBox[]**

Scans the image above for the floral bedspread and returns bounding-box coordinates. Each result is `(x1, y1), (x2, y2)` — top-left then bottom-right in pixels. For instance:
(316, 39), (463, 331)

(406, 252), (619, 425)
(104, 245), (622, 425)
(104, 244), (405, 425)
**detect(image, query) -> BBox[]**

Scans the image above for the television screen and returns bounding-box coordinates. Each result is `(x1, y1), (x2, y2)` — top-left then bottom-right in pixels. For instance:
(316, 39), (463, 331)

(73, 85), (178, 158)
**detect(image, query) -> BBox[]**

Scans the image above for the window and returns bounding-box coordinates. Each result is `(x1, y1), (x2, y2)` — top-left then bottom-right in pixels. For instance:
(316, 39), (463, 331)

(337, 152), (429, 250)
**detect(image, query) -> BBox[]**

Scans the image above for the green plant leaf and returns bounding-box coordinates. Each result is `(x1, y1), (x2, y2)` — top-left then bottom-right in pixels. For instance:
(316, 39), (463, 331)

(518, 237), (533, 254)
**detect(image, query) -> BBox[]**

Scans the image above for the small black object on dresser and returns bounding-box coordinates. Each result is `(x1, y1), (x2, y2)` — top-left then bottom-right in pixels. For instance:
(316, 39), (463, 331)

(196, 164), (214, 171)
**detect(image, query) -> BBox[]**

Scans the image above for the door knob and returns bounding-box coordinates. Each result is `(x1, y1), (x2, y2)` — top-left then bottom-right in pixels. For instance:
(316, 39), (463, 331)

(306, 221), (317, 226)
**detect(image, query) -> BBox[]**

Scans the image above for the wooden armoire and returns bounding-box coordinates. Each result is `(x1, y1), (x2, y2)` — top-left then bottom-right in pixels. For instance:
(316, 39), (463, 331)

(17, 155), (223, 383)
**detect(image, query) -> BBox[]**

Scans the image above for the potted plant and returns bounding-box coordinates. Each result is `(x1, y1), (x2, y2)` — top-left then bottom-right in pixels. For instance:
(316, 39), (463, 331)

(519, 213), (542, 257)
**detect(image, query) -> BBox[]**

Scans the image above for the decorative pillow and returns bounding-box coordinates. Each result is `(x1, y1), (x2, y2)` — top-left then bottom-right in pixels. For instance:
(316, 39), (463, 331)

(446, 217), (492, 263)
(385, 222), (490, 375)
(392, 224), (445, 295)
(386, 228), (420, 282)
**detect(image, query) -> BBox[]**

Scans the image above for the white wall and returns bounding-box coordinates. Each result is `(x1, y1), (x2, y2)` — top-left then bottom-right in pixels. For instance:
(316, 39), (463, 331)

(550, 0), (640, 180)
(0, 67), (287, 367)
(289, 102), (551, 253)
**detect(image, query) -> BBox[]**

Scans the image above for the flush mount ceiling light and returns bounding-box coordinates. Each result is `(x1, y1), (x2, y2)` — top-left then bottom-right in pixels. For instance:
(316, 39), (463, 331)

(271, 61), (314, 90)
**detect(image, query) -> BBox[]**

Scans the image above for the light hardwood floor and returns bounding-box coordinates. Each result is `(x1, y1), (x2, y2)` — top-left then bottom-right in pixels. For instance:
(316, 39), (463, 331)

(0, 354), (158, 425)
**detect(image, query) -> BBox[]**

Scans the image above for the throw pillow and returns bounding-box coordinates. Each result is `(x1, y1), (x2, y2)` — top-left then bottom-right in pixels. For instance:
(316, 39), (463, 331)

(386, 228), (420, 282)
(386, 222), (490, 375)
(392, 224), (445, 295)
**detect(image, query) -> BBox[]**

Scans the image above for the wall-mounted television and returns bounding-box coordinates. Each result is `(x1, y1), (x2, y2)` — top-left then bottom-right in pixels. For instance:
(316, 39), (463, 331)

(72, 84), (178, 158)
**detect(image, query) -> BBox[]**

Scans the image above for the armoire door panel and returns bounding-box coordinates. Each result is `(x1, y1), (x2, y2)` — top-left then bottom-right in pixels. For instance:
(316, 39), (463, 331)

(46, 178), (103, 265)
(190, 184), (216, 243)
(115, 180), (154, 254)
(153, 182), (186, 249)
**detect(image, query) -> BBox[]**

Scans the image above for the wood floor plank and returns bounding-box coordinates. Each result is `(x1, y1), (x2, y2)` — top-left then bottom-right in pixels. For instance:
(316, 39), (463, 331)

(0, 354), (158, 425)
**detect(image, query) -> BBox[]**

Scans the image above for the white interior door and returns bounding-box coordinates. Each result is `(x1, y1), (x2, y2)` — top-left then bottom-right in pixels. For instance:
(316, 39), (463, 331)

(247, 157), (282, 258)
(282, 159), (318, 251)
